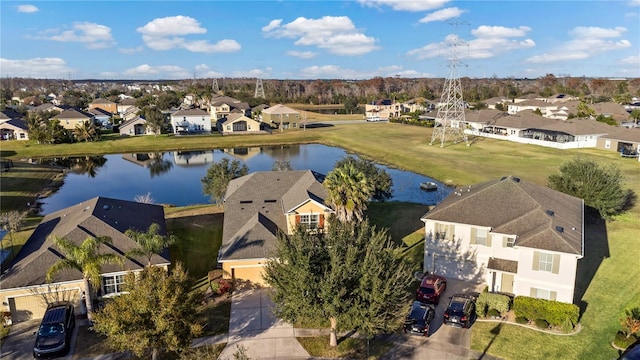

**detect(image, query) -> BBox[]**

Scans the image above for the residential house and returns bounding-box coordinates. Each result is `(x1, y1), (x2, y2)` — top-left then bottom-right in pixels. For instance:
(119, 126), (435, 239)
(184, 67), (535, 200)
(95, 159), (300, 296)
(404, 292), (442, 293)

(261, 104), (300, 130)
(117, 98), (137, 116)
(89, 98), (118, 114)
(591, 102), (630, 123)
(0, 197), (171, 322)
(596, 127), (640, 155)
(170, 108), (211, 134)
(0, 118), (29, 141)
(119, 116), (158, 136)
(483, 97), (510, 110)
(365, 99), (394, 120)
(32, 103), (69, 114)
(421, 176), (584, 304)
(121, 105), (140, 122)
(50, 108), (94, 130)
(218, 170), (334, 285)
(210, 96), (251, 120)
(87, 107), (113, 127)
(217, 114), (263, 135)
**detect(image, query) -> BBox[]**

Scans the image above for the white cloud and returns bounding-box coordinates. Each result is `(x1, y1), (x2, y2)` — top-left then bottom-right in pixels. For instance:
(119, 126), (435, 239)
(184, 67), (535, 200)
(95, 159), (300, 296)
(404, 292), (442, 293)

(407, 26), (535, 60)
(231, 68), (272, 78)
(419, 7), (465, 23)
(287, 50), (317, 59)
(137, 16), (206, 37)
(123, 64), (191, 79)
(17, 4), (38, 13)
(37, 22), (115, 49)
(620, 55), (640, 64)
(357, 0), (450, 12)
(263, 16), (379, 56)
(137, 16), (241, 53)
(526, 26), (630, 63)
(629, 0), (640, 6)
(0, 57), (71, 78)
(194, 64), (224, 78)
(118, 46), (144, 54)
(296, 64), (431, 79)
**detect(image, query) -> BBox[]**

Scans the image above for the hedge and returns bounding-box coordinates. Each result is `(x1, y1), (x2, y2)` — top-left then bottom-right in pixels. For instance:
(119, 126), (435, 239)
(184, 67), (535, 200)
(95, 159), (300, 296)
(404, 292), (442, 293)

(476, 292), (512, 317)
(513, 296), (579, 327)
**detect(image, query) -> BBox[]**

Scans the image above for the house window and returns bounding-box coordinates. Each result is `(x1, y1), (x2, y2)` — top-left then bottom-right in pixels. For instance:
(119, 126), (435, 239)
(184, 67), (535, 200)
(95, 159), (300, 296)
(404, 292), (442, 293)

(475, 229), (488, 246)
(539, 252), (553, 272)
(505, 237), (515, 248)
(299, 214), (320, 229)
(248, 125), (251, 130)
(20, 133), (25, 139)
(293, 122), (297, 128)
(605, 140), (611, 149)
(102, 274), (125, 295)
(226, 125), (231, 131)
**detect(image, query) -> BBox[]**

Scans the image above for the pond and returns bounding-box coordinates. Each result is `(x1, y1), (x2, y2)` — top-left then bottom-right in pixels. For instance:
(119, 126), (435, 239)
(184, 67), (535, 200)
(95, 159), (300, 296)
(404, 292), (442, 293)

(37, 144), (451, 215)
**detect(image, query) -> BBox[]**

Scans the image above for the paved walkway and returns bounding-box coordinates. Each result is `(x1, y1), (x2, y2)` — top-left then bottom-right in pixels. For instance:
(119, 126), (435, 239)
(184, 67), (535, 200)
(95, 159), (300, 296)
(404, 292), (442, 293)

(216, 287), (310, 360)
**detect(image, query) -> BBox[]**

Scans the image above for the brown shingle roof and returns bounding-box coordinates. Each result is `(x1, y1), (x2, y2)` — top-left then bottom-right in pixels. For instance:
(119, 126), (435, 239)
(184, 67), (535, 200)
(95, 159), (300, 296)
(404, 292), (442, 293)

(51, 108), (93, 120)
(220, 170), (329, 261)
(0, 197), (170, 289)
(422, 176), (583, 255)
(487, 258), (518, 273)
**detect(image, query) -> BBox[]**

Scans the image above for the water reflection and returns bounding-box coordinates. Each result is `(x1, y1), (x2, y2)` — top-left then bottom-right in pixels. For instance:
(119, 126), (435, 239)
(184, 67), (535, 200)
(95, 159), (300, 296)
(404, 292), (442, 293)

(37, 144), (451, 215)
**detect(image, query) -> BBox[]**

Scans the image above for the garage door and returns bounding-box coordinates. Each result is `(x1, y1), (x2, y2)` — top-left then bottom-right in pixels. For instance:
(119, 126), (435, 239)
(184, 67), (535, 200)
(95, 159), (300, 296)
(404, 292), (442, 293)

(9, 290), (79, 323)
(431, 255), (479, 282)
(232, 266), (267, 286)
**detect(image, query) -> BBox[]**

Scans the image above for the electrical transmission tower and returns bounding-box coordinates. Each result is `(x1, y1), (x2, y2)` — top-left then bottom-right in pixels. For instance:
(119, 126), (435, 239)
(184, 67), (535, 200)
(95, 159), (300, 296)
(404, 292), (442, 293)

(430, 23), (470, 147)
(212, 77), (219, 93)
(254, 77), (265, 98)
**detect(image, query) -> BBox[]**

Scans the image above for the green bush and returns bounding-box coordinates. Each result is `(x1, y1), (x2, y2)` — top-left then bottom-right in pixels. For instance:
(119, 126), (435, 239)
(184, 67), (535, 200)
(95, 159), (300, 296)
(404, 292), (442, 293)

(613, 331), (637, 349)
(515, 316), (528, 324)
(487, 309), (500, 318)
(561, 317), (574, 333)
(534, 319), (549, 329)
(476, 292), (511, 317)
(513, 296), (579, 327)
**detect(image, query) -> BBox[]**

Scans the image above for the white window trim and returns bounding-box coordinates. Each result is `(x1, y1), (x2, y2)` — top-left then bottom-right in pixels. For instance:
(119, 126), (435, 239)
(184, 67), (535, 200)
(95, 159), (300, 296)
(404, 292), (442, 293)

(101, 273), (126, 297)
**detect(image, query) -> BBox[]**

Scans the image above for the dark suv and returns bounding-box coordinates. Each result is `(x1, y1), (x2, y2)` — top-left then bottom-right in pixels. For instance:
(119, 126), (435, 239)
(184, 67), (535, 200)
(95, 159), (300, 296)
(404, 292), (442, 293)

(443, 294), (476, 328)
(403, 301), (435, 337)
(416, 274), (447, 305)
(33, 302), (75, 359)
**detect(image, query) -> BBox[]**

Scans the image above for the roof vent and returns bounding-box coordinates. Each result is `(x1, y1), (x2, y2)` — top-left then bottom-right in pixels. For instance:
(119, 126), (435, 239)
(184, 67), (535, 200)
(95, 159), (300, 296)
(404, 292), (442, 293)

(240, 200), (253, 204)
(512, 177), (520, 183)
(103, 204), (111, 210)
(264, 199), (277, 203)
(555, 226), (564, 233)
(546, 210), (555, 217)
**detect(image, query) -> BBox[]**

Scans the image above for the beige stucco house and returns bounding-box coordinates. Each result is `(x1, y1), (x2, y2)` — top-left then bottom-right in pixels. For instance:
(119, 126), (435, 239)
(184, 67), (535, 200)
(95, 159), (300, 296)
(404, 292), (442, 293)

(89, 98), (118, 114)
(421, 176), (584, 304)
(50, 108), (94, 130)
(217, 114), (263, 135)
(218, 170), (333, 285)
(119, 117), (159, 136)
(0, 197), (170, 323)
(0, 115), (29, 141)
(261, 104), (300, 131)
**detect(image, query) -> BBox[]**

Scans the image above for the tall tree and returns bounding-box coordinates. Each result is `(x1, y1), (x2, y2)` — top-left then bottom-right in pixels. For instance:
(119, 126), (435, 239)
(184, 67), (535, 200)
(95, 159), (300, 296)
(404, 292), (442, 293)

(92, 264), (203, 360)
(142, 106), (165, 136)
(46, 236), (124, 321)
(72, 121), (98, 142)
(264, 218), (412, 347)
(125, 223), (177, 266)
(548, 158), (629, 219)
(201, 158), (249, 206)
(0, 210), (26, 254)
(323, 162), (374, 222)
(334, 155), (393, 202)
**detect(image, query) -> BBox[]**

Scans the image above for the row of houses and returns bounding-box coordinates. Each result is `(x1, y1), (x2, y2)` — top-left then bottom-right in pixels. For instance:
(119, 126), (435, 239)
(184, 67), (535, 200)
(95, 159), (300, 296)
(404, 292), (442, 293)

(0, 169), (589, 323)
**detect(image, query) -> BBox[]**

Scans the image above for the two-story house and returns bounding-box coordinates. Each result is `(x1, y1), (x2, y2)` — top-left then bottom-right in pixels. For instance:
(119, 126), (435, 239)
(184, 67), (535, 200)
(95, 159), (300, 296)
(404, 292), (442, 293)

(89, 98), (118, 114)
(421, 176), (584, 304)
(218, 170), (334, 285)
(50, 108), (94, 130)
(170, 108), (211, 134)
(261, 104), (300, 131)
(209, 96), (251, 120)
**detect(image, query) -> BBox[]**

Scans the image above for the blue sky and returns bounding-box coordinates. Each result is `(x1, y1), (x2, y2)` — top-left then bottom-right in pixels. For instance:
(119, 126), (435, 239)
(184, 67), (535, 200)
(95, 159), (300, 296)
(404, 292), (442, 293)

(1, 0), (639, 80)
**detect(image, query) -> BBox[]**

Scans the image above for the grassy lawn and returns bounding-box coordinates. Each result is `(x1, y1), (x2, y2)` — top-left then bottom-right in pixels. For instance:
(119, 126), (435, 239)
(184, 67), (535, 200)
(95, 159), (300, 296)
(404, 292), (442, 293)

(297, 335), (393, 360)
(0, 161), (66, 212)
(1, 122), (639, 360)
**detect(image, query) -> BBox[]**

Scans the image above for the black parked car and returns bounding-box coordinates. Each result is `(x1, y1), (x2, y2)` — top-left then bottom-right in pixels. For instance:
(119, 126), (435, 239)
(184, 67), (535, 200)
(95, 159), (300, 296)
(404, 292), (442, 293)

(443, 294), (476, 328)
(403, 301), (435, 336)
(33, 302), (75, 359)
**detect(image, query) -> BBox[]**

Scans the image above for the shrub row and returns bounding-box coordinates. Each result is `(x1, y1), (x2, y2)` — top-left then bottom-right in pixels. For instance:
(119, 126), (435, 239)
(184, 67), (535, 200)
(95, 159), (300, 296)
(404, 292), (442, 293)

(389, 118), (434, 127)
(476, 292), (512, 317)
(513, 296), (579, 327)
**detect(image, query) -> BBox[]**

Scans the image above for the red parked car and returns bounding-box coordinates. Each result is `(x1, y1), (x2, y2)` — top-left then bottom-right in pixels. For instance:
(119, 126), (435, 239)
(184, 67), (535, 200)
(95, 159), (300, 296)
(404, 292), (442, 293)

(416, 274), (447, 305)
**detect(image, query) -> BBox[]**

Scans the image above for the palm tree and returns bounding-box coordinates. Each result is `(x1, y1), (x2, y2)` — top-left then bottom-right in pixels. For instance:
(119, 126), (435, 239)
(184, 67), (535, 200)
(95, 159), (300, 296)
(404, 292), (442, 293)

(323, 162), (374, 223)
(72, 121), (97, 142)
(46, 235), (124, 321)
(125, 223), (177, 267)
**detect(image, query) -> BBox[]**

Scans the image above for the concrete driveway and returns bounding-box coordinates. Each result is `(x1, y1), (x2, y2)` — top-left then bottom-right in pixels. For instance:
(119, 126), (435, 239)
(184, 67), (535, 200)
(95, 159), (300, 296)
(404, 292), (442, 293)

(217, 287), (310, 360)
(0, 318), (79, 360)
(382, 278), (489, 360)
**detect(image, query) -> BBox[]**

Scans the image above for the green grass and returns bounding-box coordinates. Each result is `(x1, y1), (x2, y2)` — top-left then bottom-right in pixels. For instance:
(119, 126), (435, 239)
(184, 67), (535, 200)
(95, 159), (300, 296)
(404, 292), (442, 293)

(297, 335), (393, 359)
(197, 299), (232, 337)
(166, 206), (223, 280)
(0, 161), (66, 212)
(2, 122), (639, 360)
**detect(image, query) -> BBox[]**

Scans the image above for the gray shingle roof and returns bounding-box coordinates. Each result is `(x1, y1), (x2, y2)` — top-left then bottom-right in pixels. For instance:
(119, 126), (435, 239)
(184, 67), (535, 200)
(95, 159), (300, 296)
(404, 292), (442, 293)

(487, 258), (518, 273)
(219, 170), (329, 261)
(0, 197), (170, 289)
(422, 176), (583, 255)
(51, 108), (93, 120)
(171, 108), (209, 116)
